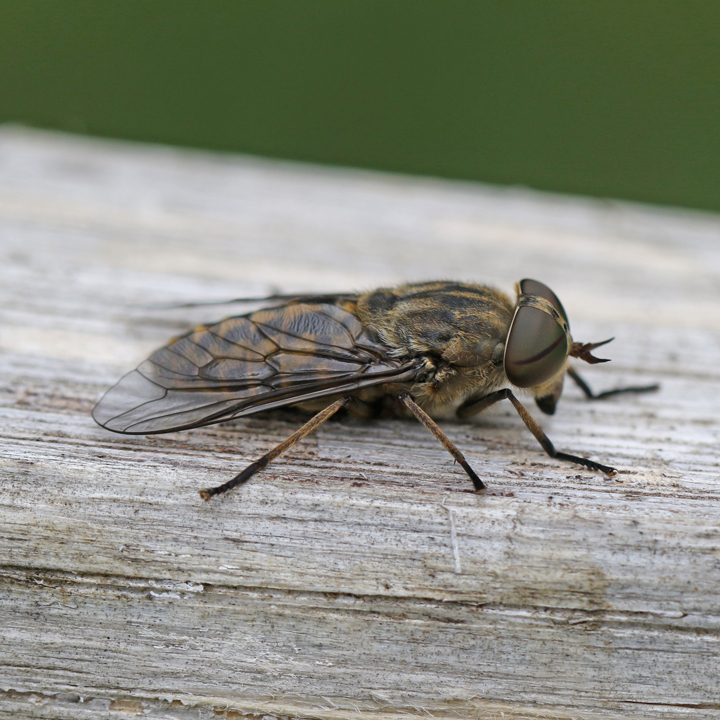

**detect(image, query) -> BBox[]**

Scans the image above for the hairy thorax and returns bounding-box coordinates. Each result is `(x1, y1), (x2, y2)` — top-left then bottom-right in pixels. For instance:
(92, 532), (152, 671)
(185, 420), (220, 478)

(353, 281), (514, 417)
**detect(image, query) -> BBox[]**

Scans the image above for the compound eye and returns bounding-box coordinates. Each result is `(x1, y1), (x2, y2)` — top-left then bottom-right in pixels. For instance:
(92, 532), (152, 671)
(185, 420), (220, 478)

(519, 279), (568, 324)
(504, 305), (569, 388)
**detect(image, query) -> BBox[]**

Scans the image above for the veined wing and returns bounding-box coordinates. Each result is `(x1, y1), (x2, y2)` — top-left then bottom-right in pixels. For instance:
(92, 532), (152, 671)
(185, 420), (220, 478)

(93, 301), (421, 434)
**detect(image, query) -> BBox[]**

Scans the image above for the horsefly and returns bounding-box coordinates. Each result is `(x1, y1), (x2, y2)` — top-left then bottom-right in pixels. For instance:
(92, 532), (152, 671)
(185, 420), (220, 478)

(93, 280), (658, 499)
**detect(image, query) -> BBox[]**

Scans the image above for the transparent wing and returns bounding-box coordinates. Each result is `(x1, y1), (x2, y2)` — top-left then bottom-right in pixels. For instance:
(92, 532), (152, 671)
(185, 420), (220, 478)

(93, 301), (421, 434)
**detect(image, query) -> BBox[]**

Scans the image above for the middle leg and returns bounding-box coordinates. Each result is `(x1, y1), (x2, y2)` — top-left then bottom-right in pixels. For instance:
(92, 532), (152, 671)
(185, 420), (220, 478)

(399, 393), (485, 491)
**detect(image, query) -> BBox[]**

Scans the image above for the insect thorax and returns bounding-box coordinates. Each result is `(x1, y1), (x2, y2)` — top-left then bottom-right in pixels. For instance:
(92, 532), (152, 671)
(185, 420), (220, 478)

(355, 281), (514, 413)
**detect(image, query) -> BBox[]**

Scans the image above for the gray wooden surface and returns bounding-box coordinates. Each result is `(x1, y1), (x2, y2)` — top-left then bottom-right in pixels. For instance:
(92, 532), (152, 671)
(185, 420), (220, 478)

(1, 126), (719, 720)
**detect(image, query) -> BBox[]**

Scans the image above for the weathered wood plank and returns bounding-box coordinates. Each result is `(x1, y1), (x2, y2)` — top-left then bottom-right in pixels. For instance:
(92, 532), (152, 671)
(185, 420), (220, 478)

(1, 126), (719, 719)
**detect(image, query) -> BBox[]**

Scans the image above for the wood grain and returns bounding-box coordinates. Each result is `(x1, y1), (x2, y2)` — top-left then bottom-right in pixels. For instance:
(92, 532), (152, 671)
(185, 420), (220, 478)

(1, 126), (719, 719)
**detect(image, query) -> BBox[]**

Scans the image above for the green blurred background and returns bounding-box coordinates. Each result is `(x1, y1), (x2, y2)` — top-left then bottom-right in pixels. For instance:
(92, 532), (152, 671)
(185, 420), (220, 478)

(2, 2), (719, 212)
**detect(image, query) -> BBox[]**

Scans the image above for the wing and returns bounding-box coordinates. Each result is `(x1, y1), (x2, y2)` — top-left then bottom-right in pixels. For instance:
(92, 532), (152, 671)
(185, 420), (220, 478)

(93, 301), (421, 434)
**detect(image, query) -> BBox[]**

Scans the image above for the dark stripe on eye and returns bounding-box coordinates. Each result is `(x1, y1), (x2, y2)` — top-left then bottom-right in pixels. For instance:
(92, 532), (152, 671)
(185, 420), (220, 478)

(513, 333), (565, 366)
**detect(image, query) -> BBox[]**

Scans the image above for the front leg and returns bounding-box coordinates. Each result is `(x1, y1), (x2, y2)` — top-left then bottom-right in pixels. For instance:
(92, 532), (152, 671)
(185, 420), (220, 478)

(566, 366), (659, 400)
(457, 389), (616, 475)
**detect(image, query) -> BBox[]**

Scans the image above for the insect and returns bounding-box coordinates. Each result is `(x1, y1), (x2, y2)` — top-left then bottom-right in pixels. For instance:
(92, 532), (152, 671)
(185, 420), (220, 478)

(93, 280), (658, 499)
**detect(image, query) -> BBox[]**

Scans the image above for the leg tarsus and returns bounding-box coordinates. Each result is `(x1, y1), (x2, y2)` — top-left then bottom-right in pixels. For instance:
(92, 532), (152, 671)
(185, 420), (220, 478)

(554, 451), (616, 475)
(200, 458), (267, 500)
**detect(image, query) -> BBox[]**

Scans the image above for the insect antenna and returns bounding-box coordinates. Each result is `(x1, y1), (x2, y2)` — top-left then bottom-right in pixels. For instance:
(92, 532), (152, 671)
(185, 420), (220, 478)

(569, 338), (614, 364)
